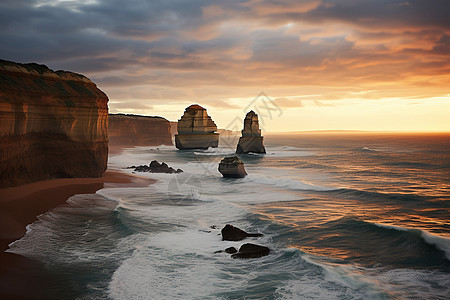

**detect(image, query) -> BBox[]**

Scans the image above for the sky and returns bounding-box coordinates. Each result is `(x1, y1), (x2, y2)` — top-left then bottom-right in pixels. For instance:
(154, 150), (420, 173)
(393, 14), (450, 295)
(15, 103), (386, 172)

(1, 0), (449, 132)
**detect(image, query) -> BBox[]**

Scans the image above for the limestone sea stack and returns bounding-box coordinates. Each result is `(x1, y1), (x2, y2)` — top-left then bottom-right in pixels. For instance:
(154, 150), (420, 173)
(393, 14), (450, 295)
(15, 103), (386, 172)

(218, 156), (247, 178)
(0, 59), (108, 188)
(175, 104), (219, 150)
(236, 111), (266, 154)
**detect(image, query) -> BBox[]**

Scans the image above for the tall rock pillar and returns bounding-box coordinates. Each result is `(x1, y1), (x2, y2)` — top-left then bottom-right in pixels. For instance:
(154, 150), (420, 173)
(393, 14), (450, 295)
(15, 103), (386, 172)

(236, 111), (266, 154)
(175, 104), (219, 150)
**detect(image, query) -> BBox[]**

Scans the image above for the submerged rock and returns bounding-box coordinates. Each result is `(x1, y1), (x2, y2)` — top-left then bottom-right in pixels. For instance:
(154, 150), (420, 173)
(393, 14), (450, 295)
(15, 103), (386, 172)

(236, 111), (266, 154)
(221, 224), (263, 241)
(130, 160), (183, 174)
(232, 243), (270, 259)
(214, 247), (238, 254)
(175, 104), (219, 150)
(218, 156), (247, 178)
(225, 247), (238, 254)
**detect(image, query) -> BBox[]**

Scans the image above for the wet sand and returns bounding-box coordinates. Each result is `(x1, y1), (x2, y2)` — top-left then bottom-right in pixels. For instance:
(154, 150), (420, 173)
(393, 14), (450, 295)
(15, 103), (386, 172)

(0, 169), (155, 299)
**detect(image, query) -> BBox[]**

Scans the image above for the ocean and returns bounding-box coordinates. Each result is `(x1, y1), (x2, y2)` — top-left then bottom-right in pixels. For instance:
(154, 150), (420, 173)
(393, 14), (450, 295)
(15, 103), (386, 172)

(7, 133), (450, 299)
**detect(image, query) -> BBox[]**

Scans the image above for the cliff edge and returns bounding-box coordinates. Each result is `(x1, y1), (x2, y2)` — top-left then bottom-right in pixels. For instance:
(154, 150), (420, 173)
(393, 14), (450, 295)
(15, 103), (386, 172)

(0, 59), (109, 188)
(108, 114), (172, 147)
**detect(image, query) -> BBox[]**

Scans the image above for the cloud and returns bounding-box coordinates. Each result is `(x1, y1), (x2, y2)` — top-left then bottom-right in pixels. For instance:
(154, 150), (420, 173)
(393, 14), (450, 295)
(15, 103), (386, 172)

(274, 97), (304, 108)
(0, 0), (449, 110)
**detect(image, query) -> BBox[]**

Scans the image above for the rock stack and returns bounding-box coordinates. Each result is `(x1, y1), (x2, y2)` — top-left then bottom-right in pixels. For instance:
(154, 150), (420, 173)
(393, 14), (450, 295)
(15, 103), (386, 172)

(218, 156), (247, 178)
(175, 104), (219, 150)
(236, 111), (266, 154)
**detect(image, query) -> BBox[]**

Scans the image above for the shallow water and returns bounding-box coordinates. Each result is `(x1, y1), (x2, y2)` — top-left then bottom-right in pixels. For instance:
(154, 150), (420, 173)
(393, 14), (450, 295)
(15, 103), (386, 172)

(7, 133), (450, 299)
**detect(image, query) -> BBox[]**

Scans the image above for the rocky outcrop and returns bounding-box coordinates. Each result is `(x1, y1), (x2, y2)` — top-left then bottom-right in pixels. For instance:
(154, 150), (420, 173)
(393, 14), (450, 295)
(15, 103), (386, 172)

(218, 156), (247, 178)
(108, 114), (172, 148)
(128, 160), (182, 174)
(236, 111), (266, 154)
(231, 243), (270, 259)
(175, 104), (219, 150)
(221, 224), (263, 241)
(214, 247), (238, 254)
(0, 59), (108, 188)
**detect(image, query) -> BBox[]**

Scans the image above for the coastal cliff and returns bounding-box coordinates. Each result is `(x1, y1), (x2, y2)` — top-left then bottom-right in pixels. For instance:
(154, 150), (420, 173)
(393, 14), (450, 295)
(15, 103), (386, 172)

(0, 59), (109, 188)
(108, 114), (172, 147)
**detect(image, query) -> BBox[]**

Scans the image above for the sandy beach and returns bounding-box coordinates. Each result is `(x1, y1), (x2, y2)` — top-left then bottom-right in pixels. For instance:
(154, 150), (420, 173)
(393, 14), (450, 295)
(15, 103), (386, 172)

(0, 169), (155, 299)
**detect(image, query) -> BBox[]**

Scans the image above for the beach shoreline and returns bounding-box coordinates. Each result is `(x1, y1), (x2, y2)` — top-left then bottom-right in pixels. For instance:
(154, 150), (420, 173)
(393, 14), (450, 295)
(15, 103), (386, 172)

(0, 168), (155, 299)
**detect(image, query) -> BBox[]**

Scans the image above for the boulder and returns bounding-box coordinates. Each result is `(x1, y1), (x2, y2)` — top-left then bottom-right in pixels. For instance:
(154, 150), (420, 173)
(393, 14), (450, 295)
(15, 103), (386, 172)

(175, 104), (219, 150)
(236, 111), (266, 154)
(225, 247), (238, 254)
(221, 224), (263, 241)
(232, 243), (270, 259)
(218, 156), (247, 178)
(130, 160), (183, 174)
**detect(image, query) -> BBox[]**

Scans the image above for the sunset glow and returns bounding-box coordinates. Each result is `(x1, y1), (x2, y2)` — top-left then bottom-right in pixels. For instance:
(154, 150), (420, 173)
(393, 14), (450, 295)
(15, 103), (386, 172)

(1, 0), (449, 132)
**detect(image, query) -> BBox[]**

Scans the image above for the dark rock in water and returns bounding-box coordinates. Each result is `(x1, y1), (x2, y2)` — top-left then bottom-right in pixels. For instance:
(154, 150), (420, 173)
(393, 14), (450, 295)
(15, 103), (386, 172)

(130, 160), (183, 174)
(214, 247), (238, 254)
(221, 224), (263, 241)
(225, 247), (238, 254)
(232, 243), (270, 259)
(218, 156), (247, 178)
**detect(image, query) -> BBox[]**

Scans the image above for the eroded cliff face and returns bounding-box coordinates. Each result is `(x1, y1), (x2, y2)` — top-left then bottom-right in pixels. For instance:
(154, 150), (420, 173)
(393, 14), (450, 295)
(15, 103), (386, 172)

(108, 114), (172, 147)
(0, 59), (109, 188)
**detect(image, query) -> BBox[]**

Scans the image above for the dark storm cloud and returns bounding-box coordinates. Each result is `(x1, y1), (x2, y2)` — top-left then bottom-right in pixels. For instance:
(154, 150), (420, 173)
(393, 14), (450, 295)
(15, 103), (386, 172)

(1, 0), (449, 106)
(299, 0), (450, 29)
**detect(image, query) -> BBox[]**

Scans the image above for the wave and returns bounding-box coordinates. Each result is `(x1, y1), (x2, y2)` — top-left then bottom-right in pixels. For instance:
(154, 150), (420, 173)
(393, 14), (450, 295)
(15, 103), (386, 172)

(331, 188), (433, 203)
(293, 216), (450, 268)
(244, 175), (336, 192)
(193, 147), (236, 156)
(281, 251), (450, 299)
(264, 147), (315, 157)
(382, 161), (440, 169)
(374, 223), (450, 260)
(361, 146), (378, 152)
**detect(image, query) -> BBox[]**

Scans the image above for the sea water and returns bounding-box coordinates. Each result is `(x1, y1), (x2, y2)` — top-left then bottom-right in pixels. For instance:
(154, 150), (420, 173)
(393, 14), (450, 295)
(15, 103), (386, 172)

(7, 133), (450, 299)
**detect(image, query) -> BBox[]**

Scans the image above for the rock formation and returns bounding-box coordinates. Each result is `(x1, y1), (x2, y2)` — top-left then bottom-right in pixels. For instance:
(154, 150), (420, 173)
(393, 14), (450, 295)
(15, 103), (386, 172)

(214, 247), (238, 254)
(221, 224), (263, 241)
(128, 160), (182, 174)
(236, 111), (266, 154)
(175, 104), (219, 150)
(170, 121), (178, 137)
(218, 156), (247, 178)
(0, 59), (108, 188)
(231, 243), (270, 259)
(108, 114), (172, 148)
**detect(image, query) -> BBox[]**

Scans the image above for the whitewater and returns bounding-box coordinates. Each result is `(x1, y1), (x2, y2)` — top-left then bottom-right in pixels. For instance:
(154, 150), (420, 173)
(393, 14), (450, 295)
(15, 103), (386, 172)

(7, 133), (450, 299)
